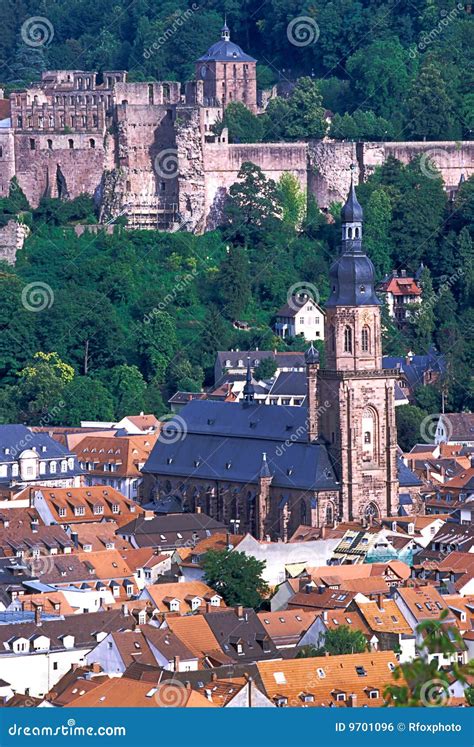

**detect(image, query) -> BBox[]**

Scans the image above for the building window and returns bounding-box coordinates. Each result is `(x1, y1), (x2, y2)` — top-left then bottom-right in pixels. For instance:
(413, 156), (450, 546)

(47, 139), (53, 150)
(361, 326), (370, 352)
(89, 138), (95, 148)
(344, 325), (352, 353)
(68, 139), (74, 149)
(29, 138), (36, 150)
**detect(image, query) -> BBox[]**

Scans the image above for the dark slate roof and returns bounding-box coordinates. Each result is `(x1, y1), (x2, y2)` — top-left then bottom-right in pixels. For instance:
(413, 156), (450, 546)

(341, 180), (363, 223)
(398, 457), (422, 487)
(117, 512), (225, 549)
(204, 608), (278, 663)
(0, 610), (135, 653)
(382, 348), (445, 390)
(216, 351), (305, 370)
(268, 371), (306, 397)
(143, 401), (338, 492)
(0, 425), (75, 460)
(198, 40), (256, 63)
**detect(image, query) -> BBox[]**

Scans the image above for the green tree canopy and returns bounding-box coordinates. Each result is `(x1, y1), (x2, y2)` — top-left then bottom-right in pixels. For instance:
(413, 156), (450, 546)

(202, 549), (269, 609)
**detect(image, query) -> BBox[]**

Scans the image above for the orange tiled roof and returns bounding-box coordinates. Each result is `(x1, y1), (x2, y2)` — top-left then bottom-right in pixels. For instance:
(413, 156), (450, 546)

(144, 581), (224, 614)
(73, 434), (157, 478)
(256, 651), (402, 707)
(38, 485), (143, 525)
(258, 609), (318, 642)
(354, 599), (413, 634)
(164, 615), (222, 660)
(15, 591), (75, 616)
(68, 677), (216, 707)
(394, 586), (451, 622)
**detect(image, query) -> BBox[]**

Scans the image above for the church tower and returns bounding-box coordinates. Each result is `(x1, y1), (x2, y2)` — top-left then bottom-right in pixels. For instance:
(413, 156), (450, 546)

(317, 173), (399, 522)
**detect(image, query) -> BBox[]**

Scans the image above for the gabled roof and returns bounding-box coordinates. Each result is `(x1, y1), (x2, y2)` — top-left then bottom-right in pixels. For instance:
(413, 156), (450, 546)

(143, 581), (224, 614)
(257, 651), (401, 707)
(204, 608), (278, 663)
(439, 413), (474, 440)
(68, 677), (216, 707)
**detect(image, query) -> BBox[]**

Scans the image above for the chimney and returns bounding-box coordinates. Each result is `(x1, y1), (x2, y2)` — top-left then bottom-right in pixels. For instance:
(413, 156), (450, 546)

(322, 610), (328, 623)
(211, 672), (217, 682)
(236, 605), (244, 619)
(144, 511), (154, 521)
(206, 602), (212, 613)
(173, 656), (180, 672)
(348, 693), (357, 707)
(30, 518), (39, 533)
(91, 662), (102, 674)
(34, 606), (42, 626)
(122, 603), (129, 616)
(70, 531), (79, 548)
(196, 506), (202, 514)
(320, 525), (326, 539)
(376, 594), (385, 611)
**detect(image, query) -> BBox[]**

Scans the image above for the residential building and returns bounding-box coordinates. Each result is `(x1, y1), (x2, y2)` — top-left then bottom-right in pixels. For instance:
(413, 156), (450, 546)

(117, 512), (225, 551)
(377, 269), (422, 326)
(72, 434), (158, 500)
(274, 293), (325, 341)
(139, 581), (224, 615)
(434, 413), (474, 446)
(33, 486), (143, 527)
(0, 425), (82, 493)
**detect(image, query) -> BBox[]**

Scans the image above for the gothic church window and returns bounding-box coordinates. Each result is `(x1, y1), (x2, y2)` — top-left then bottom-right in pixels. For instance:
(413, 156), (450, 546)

(344, 326), (352, 353)
(361, 326), (370, 352)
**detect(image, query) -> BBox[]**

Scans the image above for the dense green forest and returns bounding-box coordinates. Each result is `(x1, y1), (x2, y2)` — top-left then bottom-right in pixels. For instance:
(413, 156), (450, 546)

(1, 158), (473, 438)
(1, 0), (473, 140)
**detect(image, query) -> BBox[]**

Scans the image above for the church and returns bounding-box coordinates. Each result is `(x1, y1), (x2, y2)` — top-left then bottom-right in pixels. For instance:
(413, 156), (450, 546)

(143, 181), (421, 539)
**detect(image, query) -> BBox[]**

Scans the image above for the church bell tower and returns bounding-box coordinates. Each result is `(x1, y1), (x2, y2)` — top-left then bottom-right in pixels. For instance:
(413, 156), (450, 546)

(317, 172), (399, 522)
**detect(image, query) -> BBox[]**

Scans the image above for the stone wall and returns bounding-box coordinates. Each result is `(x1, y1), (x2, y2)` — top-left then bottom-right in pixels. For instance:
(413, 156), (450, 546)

(176, 107), (205, 232)
(202, 142), (308, 230)
(0, 219), (30, 264)
(14, 132), (108, 207)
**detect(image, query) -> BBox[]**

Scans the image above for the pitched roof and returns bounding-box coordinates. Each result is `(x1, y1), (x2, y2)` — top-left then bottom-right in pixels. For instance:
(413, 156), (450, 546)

(354, 599), (413, 634)
(164, 614), (223, 660)
(36, 486), (142, 525)
(394, 586), (452, 622)
(440, 413), (474, 440)
(118, 512), (225, 549)
(256, 651), (401, 707)
(288, 588), (356, 611)
(68, 677), (216, 707)
(143, 581), (224, 614)
(257, 609), (318, 646)
(70, 522), (132, 552)
(204, 608), (279, 663)
(73, 434), (157, 478)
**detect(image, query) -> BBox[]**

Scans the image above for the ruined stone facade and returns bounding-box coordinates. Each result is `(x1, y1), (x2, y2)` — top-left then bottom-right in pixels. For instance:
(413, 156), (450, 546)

(0, 26), (472, 241)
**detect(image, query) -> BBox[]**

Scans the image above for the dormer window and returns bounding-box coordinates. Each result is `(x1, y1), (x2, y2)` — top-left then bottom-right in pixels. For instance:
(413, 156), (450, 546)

(58, 507), (66, 518)
(61, 460), (68, 473)
(111, 504), (120, 514)
(335, 692), (346, 702)
(50, 461), (57, 474)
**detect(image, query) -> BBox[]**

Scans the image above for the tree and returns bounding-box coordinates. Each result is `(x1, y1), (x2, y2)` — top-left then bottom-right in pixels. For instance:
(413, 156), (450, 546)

(217, 246), (252, 321)
(297, 626), (367, 657)
(457, 227), (474, 308)
(225, 162), (280, 240)
(202, 550), (269, 609)
(254, 357), (277, 381)
(105, 364), (147, 417)
(396, 404), (428, 451)
(363, 188), (393, 279)
(385, 612), (474, 706)
(62, 376), (115, 425)
(410, 266), (435, 353)
(138, 311), (178, 382)
(406, 60), (458, 140)
(222, 102), (264, 143)
(346, 39), (411, 122)
(277, 173), (306, 230)
(284, 77), (327, 140)
(323, 626), (368, 655)
(15, 352), (75, 424)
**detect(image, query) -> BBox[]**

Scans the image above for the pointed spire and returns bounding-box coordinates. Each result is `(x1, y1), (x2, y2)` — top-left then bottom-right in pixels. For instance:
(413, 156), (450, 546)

(341, 165), (363, 225)
(259, 452), (271, 479)
(305, 342), (320, 365)
(221, 16), (230, 41)
(242, 356), (255, 404)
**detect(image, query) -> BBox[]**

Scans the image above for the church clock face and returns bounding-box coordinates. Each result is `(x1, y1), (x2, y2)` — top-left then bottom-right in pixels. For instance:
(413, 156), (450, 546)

(200, 65), (207, 79)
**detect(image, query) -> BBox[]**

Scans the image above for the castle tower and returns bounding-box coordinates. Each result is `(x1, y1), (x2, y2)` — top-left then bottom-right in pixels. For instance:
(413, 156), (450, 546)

(317, 173), (399, 522)
(195, 22), (257, 112)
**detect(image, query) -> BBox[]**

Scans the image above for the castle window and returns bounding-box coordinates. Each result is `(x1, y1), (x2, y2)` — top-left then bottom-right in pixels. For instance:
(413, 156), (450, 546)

(29, 138), (35, 150)
(361, 326), (370, 352)
(68, 139), (74, 149)
(343, 326), (352, 353)
(47, 139), (52, 150)
(325, 503), (333, 525)
(348, 227), (352, 238)
(148, 84), (154, 104)
(355, 227), (360, 238)
(162, 84), (170, 103)
(49, 115), (54, 127)
(0, 146), (3, 157)
(89, 138), (95, 149)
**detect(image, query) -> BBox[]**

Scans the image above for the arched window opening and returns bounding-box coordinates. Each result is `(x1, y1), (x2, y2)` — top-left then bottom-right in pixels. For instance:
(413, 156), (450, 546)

(344, 326), (352, 353)
(362, 407), (377, 462)
(325, 503), (333, 525)
(361, 326), (370, 353)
